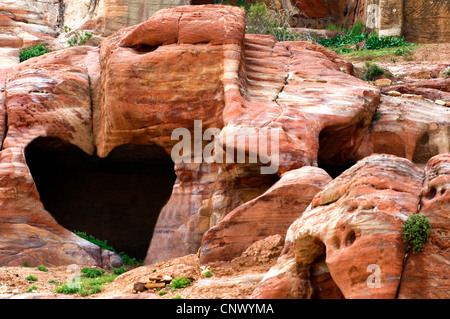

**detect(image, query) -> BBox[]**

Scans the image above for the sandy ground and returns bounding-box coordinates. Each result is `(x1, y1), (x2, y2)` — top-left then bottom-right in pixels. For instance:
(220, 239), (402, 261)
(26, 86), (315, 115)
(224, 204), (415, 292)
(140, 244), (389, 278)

(0, 235), (284, 299)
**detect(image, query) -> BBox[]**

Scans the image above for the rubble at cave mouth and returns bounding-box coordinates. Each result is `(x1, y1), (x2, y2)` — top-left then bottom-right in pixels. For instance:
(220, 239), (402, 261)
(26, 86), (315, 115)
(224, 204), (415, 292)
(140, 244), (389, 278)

(25, 137), (176, 260)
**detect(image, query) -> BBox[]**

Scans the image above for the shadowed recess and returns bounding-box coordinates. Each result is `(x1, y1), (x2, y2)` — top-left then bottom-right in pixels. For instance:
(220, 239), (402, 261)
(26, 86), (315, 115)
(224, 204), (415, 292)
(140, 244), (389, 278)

(25, 137), (176, 260)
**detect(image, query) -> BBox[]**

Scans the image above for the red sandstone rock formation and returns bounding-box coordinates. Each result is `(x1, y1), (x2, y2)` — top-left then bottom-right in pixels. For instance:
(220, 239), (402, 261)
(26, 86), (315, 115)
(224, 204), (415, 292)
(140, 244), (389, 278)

(356, 95), (450, 165)
(98, 5), (379, 263)
(253, 154), (425, 299)
(0, 5), (448, 300)
(199, 166), (332, 263)
(0, 46), (102, 266)
(253, 153), (450, 299)
(397, 154), (450, 299)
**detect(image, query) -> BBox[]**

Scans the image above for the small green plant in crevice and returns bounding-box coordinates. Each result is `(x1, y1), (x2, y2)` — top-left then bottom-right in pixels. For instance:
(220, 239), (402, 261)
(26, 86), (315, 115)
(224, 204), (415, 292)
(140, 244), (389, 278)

(22, 261), (30, 267)
(361, 61), (385, 82)
(26, 275), (37, 282)
(170, 276), (191, 292)
(172, 294), (183, 299)
(440, 67), (450, 78)
(37, 265), (48, 272)
(19, 43), (50, 62)
(402, 214), (431, 254)
(203, 270), (212, 278)
(372, 111), (381, 122)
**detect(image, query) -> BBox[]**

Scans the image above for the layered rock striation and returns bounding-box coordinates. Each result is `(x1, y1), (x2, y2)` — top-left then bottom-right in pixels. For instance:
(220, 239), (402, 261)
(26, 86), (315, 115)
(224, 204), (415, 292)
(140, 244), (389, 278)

(0, 5), (448, 299)
(252, 153), (450, 299)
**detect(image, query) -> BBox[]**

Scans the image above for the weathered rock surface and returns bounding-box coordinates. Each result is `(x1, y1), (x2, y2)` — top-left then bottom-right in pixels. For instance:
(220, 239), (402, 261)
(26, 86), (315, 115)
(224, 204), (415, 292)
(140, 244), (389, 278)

(381, 78), (450, 104)
(0, 46), (105, 266)
(1, 5), (378, 266)
(199, 166), (331, 263)
(356, 95), (450, 165)
(99, 5), (379, 263)
(398, 154), (450, 299)
(67, 0), (189, 37)
(403, 0), (450, 43)
(0, 5), (448, 301)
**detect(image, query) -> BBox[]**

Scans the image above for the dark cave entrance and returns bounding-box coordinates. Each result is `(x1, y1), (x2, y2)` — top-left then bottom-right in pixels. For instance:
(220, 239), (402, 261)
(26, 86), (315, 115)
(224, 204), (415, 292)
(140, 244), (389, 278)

(25, 137), (176, 260)
(317, 126), (358, 179)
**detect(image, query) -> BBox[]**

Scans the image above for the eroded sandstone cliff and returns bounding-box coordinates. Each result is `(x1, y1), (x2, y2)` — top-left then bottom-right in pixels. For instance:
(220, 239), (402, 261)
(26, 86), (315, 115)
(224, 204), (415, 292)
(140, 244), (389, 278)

(0, 4), (448, 298)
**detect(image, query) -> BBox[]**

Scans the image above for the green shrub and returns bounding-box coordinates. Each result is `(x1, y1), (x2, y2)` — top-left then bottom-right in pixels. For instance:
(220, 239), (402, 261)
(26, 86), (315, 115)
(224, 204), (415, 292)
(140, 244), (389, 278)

(360, 62), (385, 82)
(81, 267), (104, 278)
(325, 24), (347, 32)
(55, 273), (117, 296)
(218, 1), (298, 42)
(348, 20), (366, 36)
(214, 0), (250, 11)
(74, 231), (143, 266)
(158, 290), (167, 296)
(55, 283), (81, 294)
(67, 31), (93, 47)
(26, 285), (38, 293)
(79, 284), (103, 297)
(364, 34), (408, 50)
(318, 20), (413, 56)
(394, 47), (410, 56)
(37, 265), (48, 272)
(119, 252), (143, 267)
(440, 68), (450, 78)
(112, 266), (127, 275)
(74, 231), (115, 252)
(203, 270), (212, 278)
(170, 276), (191, 292)
(172, 294), (183, 299)
(19, 43), (50, 62)
(402, 214), (431, 254)
(26, 275), (37, 282)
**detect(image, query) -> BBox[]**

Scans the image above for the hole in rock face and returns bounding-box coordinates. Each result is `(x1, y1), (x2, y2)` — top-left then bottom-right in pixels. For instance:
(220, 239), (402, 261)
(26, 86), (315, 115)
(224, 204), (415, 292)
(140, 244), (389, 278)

(317, 126), (357, 179)
(345, 230), (356, 247)
(426, 187), (437, 200)
(25, 137), (176, 260)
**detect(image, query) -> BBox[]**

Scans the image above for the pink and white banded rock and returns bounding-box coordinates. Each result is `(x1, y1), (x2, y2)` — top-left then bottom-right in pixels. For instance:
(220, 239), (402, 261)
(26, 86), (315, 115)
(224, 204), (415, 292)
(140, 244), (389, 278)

(253, 154), (424, 299)
(199, 166), (331, 264)
(356, 95), (450, 165)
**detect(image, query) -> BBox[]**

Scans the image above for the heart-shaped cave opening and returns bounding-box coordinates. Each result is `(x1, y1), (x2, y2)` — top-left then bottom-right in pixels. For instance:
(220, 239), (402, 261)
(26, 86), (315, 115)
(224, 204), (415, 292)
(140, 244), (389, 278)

(25, 137), (176, 261)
